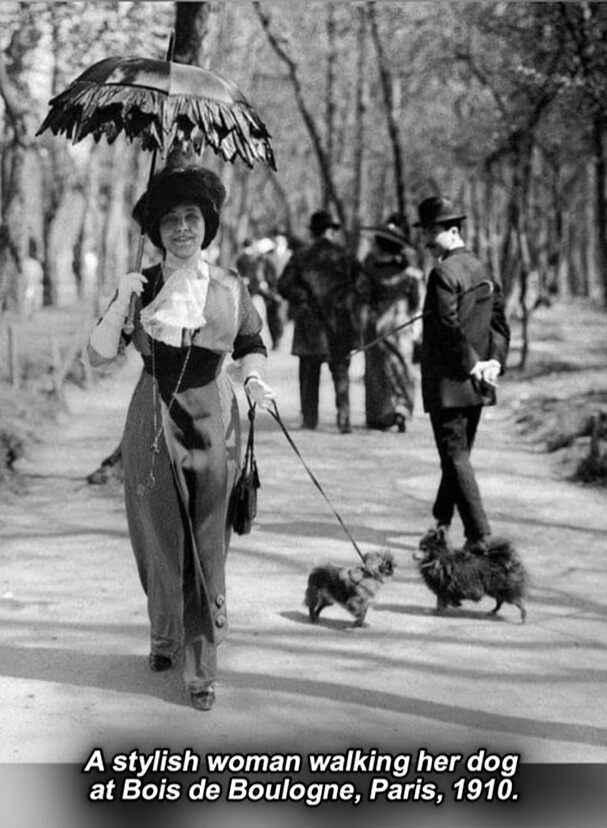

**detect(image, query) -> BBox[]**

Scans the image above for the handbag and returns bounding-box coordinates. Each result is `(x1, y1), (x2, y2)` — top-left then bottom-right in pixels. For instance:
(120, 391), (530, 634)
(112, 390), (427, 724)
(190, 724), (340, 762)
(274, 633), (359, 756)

(231, 400), (261, 535)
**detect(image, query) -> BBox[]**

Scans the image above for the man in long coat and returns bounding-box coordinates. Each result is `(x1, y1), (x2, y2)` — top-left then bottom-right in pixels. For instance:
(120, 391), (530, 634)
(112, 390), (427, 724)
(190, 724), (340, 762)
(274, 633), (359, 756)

(416, 196), (510, 552)
(278, 210), (361, 433)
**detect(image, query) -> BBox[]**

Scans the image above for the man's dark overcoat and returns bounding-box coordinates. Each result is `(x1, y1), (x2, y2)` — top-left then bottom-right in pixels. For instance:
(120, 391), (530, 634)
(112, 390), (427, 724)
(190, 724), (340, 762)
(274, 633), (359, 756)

(278, 237), (360, 358)
(420, 247), (510, 412)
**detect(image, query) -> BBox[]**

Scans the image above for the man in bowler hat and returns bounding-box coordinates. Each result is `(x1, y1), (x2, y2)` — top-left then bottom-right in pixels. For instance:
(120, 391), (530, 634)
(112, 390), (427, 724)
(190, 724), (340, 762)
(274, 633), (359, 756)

(278, 210), (361, 433)
(416, 195), (510, 552)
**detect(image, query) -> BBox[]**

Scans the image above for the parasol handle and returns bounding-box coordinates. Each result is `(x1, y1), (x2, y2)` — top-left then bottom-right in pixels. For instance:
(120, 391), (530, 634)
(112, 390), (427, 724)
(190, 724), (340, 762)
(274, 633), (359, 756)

(122, 31), (175, 337)
(122, 234), (146, 336)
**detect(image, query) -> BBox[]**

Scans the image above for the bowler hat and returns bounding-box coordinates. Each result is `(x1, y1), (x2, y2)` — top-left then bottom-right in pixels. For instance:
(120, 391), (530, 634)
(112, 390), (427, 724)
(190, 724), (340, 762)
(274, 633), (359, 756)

(309, 210), (340, 236)
(413, 196), (466, 228)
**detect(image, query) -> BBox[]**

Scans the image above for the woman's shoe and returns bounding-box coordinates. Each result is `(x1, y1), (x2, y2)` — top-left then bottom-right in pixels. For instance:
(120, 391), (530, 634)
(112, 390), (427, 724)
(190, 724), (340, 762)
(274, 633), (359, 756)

(148, 653), (172, 672)
(394, 413), (407, 433)
(190, 686), (216, 711)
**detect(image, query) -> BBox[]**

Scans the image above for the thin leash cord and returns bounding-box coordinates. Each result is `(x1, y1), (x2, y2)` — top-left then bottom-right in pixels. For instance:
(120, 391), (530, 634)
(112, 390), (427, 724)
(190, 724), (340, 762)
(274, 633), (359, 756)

(267, 401), (368, 567)
(350, 279), (494, 357)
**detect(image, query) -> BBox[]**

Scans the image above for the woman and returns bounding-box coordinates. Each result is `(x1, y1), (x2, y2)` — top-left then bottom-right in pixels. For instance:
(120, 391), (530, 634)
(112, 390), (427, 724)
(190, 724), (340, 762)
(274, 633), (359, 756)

(361, 218), (422, 432)
(87, 165), (275, 711)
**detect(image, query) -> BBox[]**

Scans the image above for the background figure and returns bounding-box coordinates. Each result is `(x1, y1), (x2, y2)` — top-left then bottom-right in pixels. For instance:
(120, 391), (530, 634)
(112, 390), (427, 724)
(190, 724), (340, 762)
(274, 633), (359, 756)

(266, 227), (294, 349)
(256, 236), (285, 350)
(235, 237), (283, 351)
(416, 195), (510, 552)
(278, 210), (361, 433)
(360, 217), (422, 432)
(235, 238), (272, 351)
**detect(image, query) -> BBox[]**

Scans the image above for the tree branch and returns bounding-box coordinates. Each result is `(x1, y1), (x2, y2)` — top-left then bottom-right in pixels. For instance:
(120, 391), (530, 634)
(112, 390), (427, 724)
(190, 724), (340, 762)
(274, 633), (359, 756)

(252, 2), (347, 233)
(367, 2), (408, 230)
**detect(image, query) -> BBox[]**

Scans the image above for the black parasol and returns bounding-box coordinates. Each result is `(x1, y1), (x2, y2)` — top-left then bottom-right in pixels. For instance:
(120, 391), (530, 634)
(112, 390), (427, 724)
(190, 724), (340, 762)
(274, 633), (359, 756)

(36, 55), (276, 170)
(37, 44), (276, 329)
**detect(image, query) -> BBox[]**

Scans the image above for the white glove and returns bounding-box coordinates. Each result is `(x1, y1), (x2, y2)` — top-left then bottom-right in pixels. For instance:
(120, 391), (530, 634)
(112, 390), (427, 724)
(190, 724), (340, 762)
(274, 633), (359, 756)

(481, 359), (501, 386)
(115, 271), (148, 310)
(244, 374), (276, 410)
(470, 359), (501, 387)
(89, 271), (147, 359)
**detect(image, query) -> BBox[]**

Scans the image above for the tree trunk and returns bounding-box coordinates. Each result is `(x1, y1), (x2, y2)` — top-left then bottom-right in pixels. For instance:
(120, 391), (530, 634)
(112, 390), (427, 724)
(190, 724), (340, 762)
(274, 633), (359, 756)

(592, 114), (607, 307)
(253, 3), (347, 239)
(97, 146), (132, 303)
(367, 2), (408, 235)
(0, 51), (30, 312)
(324, 4), (336, 211)
(174, 2), (211, 66)
(515, 139), (534, 370)
(351, 5), (367, 249)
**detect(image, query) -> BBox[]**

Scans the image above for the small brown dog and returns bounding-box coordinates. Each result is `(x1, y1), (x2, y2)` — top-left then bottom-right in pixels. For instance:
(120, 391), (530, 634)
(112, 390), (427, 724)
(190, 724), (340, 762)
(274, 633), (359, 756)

(304, 551), (396, 627)
(413, 527), (527, 622)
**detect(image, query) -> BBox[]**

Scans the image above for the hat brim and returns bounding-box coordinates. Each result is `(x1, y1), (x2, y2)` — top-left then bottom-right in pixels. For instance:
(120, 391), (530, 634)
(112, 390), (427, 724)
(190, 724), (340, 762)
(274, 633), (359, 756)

(311, 222), (340, 230)
(361, 225), (407, 246)
(413, 214), (467, 228)
(133, 166), (226, 249)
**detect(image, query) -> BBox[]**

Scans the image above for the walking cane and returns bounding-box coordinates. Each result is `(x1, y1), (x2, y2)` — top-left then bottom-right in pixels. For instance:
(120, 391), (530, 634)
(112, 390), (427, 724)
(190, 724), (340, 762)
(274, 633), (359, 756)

(350, 279), (494, 357)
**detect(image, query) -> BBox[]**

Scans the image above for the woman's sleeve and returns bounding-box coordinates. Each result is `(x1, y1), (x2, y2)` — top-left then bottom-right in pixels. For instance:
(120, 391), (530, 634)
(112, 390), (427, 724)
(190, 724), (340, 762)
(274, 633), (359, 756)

(232, 277), (268, 362)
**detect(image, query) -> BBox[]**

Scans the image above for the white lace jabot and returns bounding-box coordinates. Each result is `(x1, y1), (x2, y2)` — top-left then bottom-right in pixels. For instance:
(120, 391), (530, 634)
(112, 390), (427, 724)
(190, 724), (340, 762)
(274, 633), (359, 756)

(140, 252), (210, 347)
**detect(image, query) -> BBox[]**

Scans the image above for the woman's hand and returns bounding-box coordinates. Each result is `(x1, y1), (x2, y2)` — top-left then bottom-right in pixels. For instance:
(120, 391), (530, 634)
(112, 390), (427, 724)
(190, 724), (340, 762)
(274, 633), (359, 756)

(244, 374), (276, 409)
(116, 271), (147, 309)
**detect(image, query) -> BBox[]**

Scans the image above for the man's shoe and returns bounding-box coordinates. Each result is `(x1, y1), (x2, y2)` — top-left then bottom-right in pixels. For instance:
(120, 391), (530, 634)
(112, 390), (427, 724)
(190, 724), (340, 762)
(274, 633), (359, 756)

(190, 686), (216, 711)
(337, 411), (352, 434)
(148, 653), (172, 672)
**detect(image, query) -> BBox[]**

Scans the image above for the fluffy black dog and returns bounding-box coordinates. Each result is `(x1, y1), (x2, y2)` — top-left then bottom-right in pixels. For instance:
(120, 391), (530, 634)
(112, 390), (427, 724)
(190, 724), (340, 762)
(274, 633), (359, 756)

(304, 551), (396, 627)
(413, 527), (527, 622)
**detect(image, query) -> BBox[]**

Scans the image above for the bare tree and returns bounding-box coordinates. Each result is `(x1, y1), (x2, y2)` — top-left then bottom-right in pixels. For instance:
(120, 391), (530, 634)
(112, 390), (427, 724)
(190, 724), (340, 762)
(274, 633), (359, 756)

(174, 1), (211, 66)
(558, 2), (607, 307)
(366, 2), (408, 234)
(324, 4), (336, 210)
(351, 5), (367, 248)
(253, 2), (347, 238)
(0, 42), (33, 311)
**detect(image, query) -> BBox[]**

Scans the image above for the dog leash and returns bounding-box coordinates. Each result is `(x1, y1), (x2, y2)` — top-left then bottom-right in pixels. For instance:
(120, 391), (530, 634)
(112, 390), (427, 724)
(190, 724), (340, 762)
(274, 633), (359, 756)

(350, 279), (494, 356)
(265, 281), (494, 566)
(268, 401), (369, 568)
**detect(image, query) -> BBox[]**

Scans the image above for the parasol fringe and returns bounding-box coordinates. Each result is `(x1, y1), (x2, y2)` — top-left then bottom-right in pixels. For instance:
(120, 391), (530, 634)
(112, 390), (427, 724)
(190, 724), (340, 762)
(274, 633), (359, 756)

(37, 80), (276, 170)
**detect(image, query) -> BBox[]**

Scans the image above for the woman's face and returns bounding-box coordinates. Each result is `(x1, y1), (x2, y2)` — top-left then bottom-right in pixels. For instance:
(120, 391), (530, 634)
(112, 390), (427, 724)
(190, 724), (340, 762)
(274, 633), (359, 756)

(159, 203), (206, 259)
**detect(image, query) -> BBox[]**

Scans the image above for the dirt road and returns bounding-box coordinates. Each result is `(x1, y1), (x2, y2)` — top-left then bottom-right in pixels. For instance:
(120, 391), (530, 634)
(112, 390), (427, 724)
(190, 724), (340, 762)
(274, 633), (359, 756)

(1, 317), (606, 823)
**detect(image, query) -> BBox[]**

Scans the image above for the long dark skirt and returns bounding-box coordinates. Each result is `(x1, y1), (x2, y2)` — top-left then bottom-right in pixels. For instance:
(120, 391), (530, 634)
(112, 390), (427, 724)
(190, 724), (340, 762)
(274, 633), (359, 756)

(122, 369), (240, 693)
(364, 337), (415, 429)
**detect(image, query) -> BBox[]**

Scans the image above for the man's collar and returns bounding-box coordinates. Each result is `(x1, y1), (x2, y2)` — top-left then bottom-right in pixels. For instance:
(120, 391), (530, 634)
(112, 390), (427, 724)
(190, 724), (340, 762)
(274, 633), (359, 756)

(441, 246), (467, 261)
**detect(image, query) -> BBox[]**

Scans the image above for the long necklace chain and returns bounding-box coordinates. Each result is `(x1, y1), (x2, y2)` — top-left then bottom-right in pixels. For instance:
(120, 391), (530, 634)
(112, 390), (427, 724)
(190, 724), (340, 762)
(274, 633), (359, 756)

(139, 266), (193, 493)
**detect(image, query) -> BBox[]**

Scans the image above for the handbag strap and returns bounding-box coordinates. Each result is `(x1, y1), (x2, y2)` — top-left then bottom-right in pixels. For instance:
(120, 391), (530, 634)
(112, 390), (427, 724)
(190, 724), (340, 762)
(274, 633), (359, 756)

(243, 398), (256, 472)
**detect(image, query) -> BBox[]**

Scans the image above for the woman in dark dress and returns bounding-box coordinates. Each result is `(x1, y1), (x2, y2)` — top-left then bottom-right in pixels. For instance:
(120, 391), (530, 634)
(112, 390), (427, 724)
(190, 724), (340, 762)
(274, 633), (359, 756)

(88, 165), (275, 711)
(361, 220), (422, 432)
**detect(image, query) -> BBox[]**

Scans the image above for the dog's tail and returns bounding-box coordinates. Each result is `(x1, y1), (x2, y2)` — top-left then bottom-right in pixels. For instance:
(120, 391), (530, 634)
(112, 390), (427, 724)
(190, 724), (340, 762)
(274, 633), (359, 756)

(487, 537), (520, 570)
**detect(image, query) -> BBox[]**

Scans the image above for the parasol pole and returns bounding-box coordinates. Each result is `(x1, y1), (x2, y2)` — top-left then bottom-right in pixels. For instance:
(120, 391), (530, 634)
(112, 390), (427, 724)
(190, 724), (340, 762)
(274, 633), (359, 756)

(123, 31), (176, 335)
